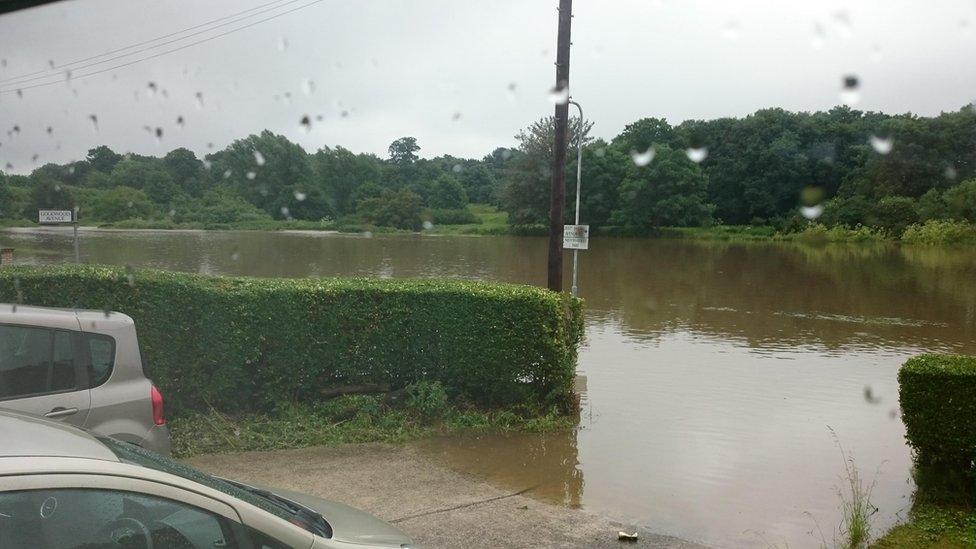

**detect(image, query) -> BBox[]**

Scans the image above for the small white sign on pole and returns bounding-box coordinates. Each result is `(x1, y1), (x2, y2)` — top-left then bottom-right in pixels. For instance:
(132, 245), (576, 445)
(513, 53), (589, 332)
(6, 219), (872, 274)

(563, 224), (589, 250)
(38, 210), (74, 224)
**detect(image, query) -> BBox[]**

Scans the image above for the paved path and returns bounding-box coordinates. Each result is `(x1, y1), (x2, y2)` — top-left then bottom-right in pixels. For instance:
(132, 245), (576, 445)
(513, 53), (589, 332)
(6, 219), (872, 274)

(187, 443), (707, 549)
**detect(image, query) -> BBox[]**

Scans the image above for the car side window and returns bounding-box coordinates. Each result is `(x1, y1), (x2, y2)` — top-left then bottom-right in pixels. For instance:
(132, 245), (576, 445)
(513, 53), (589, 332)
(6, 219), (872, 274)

(246, 525), (294, 549)
(0, 324), (54, 399)
(84, 333), (115, 387)
(51, 331), (76, 392)
(0, 488), (241, 549)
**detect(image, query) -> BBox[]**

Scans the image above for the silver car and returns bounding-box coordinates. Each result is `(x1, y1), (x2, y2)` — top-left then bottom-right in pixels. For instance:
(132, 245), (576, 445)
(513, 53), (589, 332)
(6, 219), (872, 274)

(0, 410), (416, 548)
(0, 304), (170, 455)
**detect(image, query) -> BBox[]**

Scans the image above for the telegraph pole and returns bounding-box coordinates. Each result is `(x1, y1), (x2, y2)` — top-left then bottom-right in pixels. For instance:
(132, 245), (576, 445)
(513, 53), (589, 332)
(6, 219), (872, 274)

(547, 0), (573, 292)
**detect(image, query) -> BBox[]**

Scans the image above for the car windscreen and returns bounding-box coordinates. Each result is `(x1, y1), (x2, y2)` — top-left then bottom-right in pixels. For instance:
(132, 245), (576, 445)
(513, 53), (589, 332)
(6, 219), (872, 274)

(96, 435), (294, 524)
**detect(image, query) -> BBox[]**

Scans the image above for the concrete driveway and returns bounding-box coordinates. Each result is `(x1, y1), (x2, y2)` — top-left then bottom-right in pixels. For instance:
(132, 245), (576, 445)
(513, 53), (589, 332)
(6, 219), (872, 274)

(187, 443), (706, 549)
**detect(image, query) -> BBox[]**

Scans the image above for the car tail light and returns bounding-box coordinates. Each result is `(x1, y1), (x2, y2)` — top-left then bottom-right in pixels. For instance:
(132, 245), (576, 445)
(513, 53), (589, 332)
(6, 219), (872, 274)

(151, 385), (165, 425)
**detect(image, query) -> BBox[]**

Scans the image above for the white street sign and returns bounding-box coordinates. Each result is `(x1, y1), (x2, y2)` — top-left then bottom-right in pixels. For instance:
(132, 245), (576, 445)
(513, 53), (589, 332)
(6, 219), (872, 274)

(38, 210), (74, 224)
(563, 224), (589, 250)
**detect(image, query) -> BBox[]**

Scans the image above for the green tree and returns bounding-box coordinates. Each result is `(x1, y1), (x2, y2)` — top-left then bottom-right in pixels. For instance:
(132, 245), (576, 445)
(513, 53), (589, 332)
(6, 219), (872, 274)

(916, 188), (948, 222)
(312, 146), (383, 216)
(428, 174), (467, 209)
(501, 116), (592, 225)
(869, 196), (918, 235)
(388, 137), (420, 165)
(91, 186), (155, 222)
(86, 145), (123, 173)
(609, 145), (714, 229)
(26, 176), (74, 217)
(110, 158), (183, 205)
(163, 148), (206, 196)
(211, 130), (315, 219)
(944, 180), (976, 222)
(356, 188), (423, 230)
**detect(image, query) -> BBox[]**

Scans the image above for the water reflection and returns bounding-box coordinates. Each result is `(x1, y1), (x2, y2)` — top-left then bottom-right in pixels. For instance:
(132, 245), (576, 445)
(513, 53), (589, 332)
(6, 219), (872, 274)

(417, 430), (584, 509)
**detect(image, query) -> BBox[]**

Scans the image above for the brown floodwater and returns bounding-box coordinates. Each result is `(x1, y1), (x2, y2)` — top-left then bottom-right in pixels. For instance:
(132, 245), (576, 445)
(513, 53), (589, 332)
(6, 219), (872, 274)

(4, 227), (976, 547)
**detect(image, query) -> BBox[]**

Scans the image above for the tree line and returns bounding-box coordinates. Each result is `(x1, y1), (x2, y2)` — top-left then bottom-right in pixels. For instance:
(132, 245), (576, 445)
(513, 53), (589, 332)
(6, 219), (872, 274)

(1, 104), (974, 234)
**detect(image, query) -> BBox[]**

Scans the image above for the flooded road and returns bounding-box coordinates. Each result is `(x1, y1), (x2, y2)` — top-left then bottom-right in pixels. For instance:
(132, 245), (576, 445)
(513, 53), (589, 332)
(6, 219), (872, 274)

(5, 227), (976, 547)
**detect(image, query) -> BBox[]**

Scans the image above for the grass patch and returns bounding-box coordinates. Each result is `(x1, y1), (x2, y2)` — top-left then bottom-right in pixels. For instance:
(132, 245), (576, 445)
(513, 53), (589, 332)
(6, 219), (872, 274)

(902, 220), (976, 246)
(870, 504), (976, 548)
(170, 393), (575, 458)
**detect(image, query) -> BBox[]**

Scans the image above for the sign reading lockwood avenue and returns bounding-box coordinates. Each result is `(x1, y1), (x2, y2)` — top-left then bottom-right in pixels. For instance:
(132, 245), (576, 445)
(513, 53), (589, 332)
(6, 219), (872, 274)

(563, 224), (589, 250)
(38, 210), (74, 224)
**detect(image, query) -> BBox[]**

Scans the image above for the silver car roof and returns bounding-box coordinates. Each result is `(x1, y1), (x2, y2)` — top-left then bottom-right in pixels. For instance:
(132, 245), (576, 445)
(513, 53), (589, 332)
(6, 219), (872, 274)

(0, 409), (119, 461)
(0, 303), (134, 333)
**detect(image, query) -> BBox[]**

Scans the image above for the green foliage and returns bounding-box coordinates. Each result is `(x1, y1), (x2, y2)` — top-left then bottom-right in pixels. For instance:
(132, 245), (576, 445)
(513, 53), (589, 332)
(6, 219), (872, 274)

(916, 189), (949, 222)
(901, 220), (976, 246)
(26, 176), (74, 216)
(90, 186), (155, 222)
(356, 188), (424, 230)
(898, 355), (976, 478)
(405, 380), (449, 419)
(780, 223), (886, 244)
(426, 207), (479, 225)
(870, 196), (918, 236)
(871, 503), (975, 548)
(170, 397), (575, 458)
(428, 174), (468, 209)
(944, 180), (976, 222)
(609, 145), (714, 228)
(0, 266), (583, 417)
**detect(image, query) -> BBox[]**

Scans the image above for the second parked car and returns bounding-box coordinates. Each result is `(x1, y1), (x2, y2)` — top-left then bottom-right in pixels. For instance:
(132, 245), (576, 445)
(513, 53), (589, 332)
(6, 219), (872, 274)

(0, 303), (170, 455)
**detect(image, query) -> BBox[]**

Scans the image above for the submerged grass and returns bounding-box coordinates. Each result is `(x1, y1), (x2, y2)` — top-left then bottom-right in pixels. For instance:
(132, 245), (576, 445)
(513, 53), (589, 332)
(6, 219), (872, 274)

(870, 504), (976, 548)
(170, 393), (575, 458)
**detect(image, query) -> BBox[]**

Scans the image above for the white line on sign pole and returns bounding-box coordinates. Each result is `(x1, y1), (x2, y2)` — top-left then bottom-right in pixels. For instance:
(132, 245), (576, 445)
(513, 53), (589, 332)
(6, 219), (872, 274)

(569, 100), (583, 297)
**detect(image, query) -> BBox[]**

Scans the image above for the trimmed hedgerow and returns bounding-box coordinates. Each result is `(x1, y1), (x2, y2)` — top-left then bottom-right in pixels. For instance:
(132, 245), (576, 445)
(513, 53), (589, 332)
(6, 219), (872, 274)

(899, 354), (976, 470)
(0, 265), (583, 416)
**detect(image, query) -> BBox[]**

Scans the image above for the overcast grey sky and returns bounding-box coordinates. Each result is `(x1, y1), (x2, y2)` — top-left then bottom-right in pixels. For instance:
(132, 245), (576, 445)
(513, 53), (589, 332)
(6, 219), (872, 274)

(1, 0), (974, 173)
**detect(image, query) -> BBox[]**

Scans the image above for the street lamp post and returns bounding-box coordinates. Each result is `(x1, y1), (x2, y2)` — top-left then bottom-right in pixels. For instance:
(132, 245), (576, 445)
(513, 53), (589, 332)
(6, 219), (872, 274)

(569, 99), (583, 297)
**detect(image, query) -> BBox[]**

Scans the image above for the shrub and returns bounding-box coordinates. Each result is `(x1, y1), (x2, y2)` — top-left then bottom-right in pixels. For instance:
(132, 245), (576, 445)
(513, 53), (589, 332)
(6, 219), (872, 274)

(90, 186), (155, 222)
(944, 179), (976, 222)
(901, 220), (976, 246)
(426, 208), (479, 225)
(899, 354), (976, 471)
(0, 266), (583, 417)
(356, 188), (423, 230)
(869, 196), (918, 236)
(405, 380), (449, 419)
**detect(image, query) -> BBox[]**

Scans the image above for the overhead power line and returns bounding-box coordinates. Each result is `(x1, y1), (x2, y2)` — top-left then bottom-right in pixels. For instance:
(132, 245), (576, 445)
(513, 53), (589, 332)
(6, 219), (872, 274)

(0, 0), (308, 86)
(0, 0), (325, 95)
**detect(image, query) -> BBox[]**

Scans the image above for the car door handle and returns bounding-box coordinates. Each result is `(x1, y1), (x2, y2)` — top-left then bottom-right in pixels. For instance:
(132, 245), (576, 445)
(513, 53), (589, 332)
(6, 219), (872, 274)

(44, 407), (78, 418)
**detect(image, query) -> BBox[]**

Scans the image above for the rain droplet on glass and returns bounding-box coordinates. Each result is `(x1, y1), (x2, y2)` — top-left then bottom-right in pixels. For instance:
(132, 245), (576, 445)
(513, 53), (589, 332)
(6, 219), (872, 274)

(720, 21), (739, 41)
(246, 171), (256, 180)
(811, 22), (826, 50)
(452, 164), (463, 173)
(147, 81), (157, 97)
(303, 79), (316, 95)
(594, 147), (606, 158)
(686, 147), (708, 163)
(293, 190), (307, 201)
(630, 147), (656, 166)
(363, 230), (373, 239)
(253, 150), (266, 166)
(300, 115), (312, 132)
(548, 83), (570, 105)
(89, 114), (98, 131)
(452, 112), (462, 121)
(195, 91), (204, 109)
(278, 37), (289, 52)
(944, 166), (958, 180)
(839, 74), (860, 106)
(280, 206), (292, 219)
(154, 127), (163, 142)
(176, 115), (185, 128)
(223, 169), (232, 179)
(422, 220), (434, 230)
(801, 205), (824, 220)
(869, 135), (893, 154)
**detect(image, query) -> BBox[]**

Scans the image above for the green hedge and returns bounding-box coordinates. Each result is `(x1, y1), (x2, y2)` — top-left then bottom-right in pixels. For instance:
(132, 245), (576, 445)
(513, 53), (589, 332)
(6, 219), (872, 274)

(0, 266), (583, 416)
(899, 354), (976, 469)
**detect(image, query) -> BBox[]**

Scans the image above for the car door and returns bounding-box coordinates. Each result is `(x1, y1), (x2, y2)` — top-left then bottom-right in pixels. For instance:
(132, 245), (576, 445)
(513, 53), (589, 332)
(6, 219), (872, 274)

(0, 473), (247, 548)
(0, 324), (91, 427)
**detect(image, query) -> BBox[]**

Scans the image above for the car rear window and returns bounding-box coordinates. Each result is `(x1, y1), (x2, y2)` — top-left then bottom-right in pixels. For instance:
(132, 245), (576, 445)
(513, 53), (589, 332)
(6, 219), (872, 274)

(83, 333), (115, 387)
(96, 436), (293, 524)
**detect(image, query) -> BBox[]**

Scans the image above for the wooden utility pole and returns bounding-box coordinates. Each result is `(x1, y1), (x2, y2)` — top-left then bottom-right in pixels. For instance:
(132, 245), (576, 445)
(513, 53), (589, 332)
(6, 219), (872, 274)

(547, 0), (573, 292)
